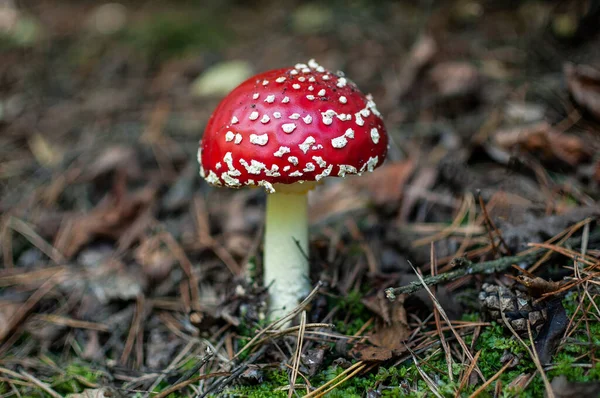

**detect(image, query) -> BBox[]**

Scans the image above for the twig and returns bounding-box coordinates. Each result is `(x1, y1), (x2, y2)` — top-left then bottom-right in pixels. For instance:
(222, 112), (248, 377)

(385, 251), (539, 299)
(385, 228), (600, 300)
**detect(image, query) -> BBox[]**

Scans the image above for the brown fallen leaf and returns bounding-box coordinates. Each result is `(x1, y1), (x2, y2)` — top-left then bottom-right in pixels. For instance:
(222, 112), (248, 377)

(492, 121), (591, 166)
(565, 63), (600, 120)
(349, 344), (393, 362)
(362, 292), (411, 353)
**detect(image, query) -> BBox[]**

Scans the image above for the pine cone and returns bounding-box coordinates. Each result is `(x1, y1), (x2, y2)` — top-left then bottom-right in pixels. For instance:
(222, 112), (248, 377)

(478, 283), (548, 335)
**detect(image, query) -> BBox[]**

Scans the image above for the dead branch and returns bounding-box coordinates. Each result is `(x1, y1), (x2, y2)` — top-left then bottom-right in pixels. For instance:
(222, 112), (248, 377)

(385, 228), (600, 300)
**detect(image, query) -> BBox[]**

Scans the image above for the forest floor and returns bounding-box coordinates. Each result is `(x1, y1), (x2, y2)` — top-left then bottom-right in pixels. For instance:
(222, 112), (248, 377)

(1, 0), (600, 397)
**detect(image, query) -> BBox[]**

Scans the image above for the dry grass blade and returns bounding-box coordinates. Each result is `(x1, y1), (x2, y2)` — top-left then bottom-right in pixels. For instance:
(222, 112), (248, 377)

(412, 194), (470, 247)
(19, 370), (62, 398)
(430, 244), (453, 384)
(252, 323), (333, 349)
(8, 217), (65, 264)
(528, 218), (593, 272)
(407, 347), (443, 398)
(302, 361), (365, 398)
(0, 266), (66, 288)
(456, 350), (481, 397)
(1, 216), (14, 269)
(408, 262), (485, 381)
(499, 308), (554, 398)
(31, 314), (109, 332)
(0, 270), (65, 343)
(142, 340), (198, 398)
(284, 363), (312, 394)
(528, 242), (598, 267)
(161, 232), (202, 310)
(466, 361), (511, 398)
(193, 197), (242, 276)
(289, 311), (307, 398)
(233, 281), (323, 359)
(312, 363), (366, 398)
(0, 367), (27, 380)
(477, 193), (510, 255)
(120, 294), (146, 367)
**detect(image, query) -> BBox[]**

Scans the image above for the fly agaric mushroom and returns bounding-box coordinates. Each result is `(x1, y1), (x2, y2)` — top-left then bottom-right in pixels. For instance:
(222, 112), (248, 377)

(198, 59), (387, 320)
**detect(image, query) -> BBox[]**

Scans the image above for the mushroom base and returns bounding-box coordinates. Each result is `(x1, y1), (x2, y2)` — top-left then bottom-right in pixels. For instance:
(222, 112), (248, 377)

(264, 190), (310, 321)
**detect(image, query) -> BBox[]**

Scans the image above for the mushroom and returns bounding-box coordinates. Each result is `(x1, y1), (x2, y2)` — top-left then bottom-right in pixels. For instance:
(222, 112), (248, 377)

(198, 59), (388, 320)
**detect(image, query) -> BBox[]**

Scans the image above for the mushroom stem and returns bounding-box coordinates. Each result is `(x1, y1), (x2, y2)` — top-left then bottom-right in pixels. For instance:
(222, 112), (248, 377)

(264, 190), (309, 321)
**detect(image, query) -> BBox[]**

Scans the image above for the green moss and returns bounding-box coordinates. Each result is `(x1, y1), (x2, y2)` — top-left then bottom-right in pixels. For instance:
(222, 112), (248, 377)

(333, 290), (373, 335)
(221, 369), (289, 397)
(50, 363), (103, 395)
(230, 292), (599, 397)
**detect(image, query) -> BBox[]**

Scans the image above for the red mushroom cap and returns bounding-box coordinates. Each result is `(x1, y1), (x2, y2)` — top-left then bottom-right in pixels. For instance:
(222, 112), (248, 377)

(198, 59), (388, 193)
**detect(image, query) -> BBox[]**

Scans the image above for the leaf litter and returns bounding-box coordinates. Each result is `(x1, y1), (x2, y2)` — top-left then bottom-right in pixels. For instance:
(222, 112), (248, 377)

(0, 1), (600, 397)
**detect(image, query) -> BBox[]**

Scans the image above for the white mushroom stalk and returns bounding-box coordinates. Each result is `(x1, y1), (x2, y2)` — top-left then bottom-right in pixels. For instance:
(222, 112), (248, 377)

(264, 187), (309, 320)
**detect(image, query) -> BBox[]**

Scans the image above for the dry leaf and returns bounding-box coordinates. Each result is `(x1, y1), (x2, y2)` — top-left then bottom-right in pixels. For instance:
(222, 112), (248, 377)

(565, 63), (600, 120)
(363, 293), (411, 353)
(492, 121), (591, 166)
(349, 344), (393, 362)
